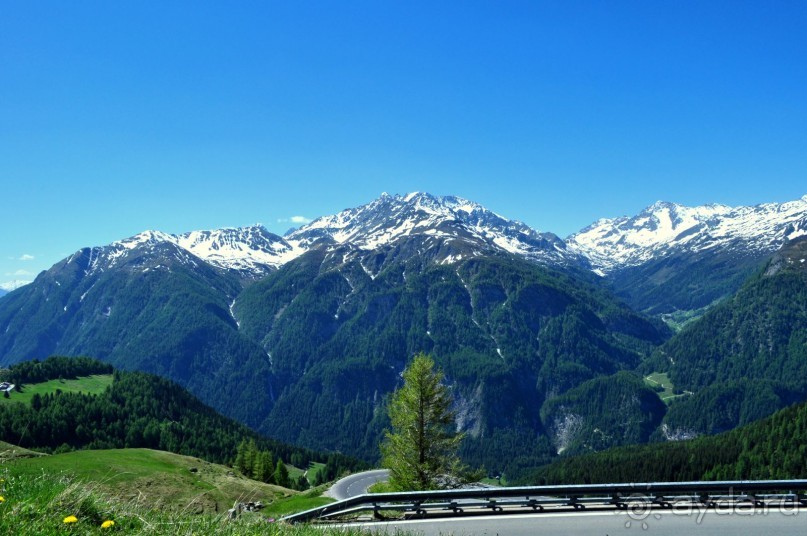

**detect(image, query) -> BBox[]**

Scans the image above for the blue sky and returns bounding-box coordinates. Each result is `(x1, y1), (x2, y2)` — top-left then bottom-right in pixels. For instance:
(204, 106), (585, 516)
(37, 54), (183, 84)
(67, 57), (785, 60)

(2, 1), (806, 287)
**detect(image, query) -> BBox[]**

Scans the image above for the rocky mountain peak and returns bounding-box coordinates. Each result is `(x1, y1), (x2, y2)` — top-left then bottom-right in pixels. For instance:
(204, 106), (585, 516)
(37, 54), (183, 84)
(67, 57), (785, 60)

(568, 196), (807, 274)
(286, 192), (580, 266)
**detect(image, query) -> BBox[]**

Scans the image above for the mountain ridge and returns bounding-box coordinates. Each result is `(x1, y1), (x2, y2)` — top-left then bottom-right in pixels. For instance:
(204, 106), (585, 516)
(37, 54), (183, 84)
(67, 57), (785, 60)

(567, 194), (807, 274)
(5, 192), (805, 296)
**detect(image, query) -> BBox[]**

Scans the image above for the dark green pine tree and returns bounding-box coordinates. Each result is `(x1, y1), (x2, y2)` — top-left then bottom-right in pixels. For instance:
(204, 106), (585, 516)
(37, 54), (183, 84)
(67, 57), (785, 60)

(274, 459), (290, 488)
(256, 450), (275, 483)
(380, 352), (465, 491)
(234, 438), (259, 477)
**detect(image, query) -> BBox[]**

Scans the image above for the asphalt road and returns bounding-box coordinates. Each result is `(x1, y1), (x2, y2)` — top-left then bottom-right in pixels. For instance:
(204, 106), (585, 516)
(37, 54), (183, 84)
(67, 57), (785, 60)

(327, 469), (390, 500)
(341, 507), (807, 535)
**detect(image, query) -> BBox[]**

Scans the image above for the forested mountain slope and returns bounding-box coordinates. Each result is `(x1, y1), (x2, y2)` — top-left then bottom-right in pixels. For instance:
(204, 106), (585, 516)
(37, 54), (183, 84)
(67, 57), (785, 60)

(525, 396), (807, 485)
(647, 237), (807, 436)
(236, 243), (668, 472)
(0, 242), (275, 428)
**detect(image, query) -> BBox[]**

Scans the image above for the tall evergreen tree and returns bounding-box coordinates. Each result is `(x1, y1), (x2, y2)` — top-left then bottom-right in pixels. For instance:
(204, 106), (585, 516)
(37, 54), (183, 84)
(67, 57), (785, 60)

(381, 353), (464, 490)
(273, 459), (290, 488)
(234, 438), (251, 475)
(256, 450), (275, 483)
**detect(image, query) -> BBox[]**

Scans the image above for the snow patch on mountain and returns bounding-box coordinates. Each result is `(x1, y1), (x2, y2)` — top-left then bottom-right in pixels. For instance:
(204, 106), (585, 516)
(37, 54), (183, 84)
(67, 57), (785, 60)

(568, 196), (807, 273)
(176, 226), (305, 273)
(785, 214), (807, 241)
(91, 226), (304, 275)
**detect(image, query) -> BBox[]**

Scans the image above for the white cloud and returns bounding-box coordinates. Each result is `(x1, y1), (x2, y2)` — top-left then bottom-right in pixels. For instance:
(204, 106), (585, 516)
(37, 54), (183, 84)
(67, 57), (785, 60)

(19, 254), (35, 261)
(0, 280), (31, 291)
(5, 269), (33, 277)
(277, 216), (313, 224)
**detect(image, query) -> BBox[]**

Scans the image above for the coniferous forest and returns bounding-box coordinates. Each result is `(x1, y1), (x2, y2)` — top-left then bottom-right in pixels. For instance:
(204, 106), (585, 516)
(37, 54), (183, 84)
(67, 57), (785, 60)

(0, 356), (362, 488)
(522, 398), (807, 485)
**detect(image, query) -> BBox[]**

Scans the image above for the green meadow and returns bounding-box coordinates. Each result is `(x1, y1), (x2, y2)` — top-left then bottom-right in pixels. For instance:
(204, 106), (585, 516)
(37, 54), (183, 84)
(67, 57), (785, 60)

(1, 374), (113, 405)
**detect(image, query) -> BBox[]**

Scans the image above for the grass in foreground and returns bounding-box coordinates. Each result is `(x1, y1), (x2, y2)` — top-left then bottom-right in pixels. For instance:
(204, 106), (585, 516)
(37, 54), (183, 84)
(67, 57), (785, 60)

(0, 466), (374, 535)
(10, 448), (295, 514)
(0, 374), (113, 406)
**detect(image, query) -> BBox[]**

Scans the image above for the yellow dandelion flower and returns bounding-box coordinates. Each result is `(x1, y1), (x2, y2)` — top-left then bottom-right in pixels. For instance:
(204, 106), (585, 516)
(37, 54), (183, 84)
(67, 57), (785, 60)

(101, 520), (115, 528)
(63, 515), (78, 524)
(0, 496), (5, 503)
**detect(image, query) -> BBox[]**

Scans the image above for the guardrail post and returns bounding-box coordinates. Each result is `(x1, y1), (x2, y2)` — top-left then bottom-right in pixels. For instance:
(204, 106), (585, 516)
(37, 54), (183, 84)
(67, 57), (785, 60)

(526, 497), (543, 511)
(568, 496), (584, 510)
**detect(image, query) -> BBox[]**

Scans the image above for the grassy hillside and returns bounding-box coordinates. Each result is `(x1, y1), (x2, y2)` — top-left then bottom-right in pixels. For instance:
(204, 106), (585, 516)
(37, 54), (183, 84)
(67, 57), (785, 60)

(9, 448), (295, 513)
(0, 456), (374, 535)
(0, 374), (113, 405)
(0, 440), (45, 461)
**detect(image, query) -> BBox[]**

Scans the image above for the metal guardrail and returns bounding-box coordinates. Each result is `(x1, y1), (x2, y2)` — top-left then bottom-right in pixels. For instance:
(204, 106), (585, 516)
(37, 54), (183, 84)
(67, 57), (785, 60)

(281, 480), (807, 524)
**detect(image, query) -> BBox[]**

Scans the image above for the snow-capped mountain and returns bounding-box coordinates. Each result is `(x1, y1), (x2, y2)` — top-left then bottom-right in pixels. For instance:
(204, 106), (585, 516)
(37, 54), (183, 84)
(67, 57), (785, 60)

(176, 226), (304, 273)
(81, 226), (302, 278)
(287, 191), (580, 266)
(568, 196), (807, 274)
(75, 192), (583, 278)
(38, 192), (807, 290)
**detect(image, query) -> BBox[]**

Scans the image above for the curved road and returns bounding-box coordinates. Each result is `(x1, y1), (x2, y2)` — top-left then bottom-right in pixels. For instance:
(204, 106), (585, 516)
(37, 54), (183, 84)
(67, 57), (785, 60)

(327, 469), (390, 500)
(341, 508), (806, 535)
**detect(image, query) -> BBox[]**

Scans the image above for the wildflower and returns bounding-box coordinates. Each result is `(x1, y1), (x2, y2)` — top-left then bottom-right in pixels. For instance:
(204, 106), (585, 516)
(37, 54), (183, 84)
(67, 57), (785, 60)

(0, 496), (4, 503)
(63, 515), (78, 524)
(101, 520), (115, 528)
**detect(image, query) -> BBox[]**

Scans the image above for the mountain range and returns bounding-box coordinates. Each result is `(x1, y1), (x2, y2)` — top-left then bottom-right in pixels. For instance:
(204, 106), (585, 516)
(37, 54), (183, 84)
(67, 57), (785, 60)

(10, 192), (805, 307)
(1, 192), (805, 479)
(569, 195), (807, 314)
